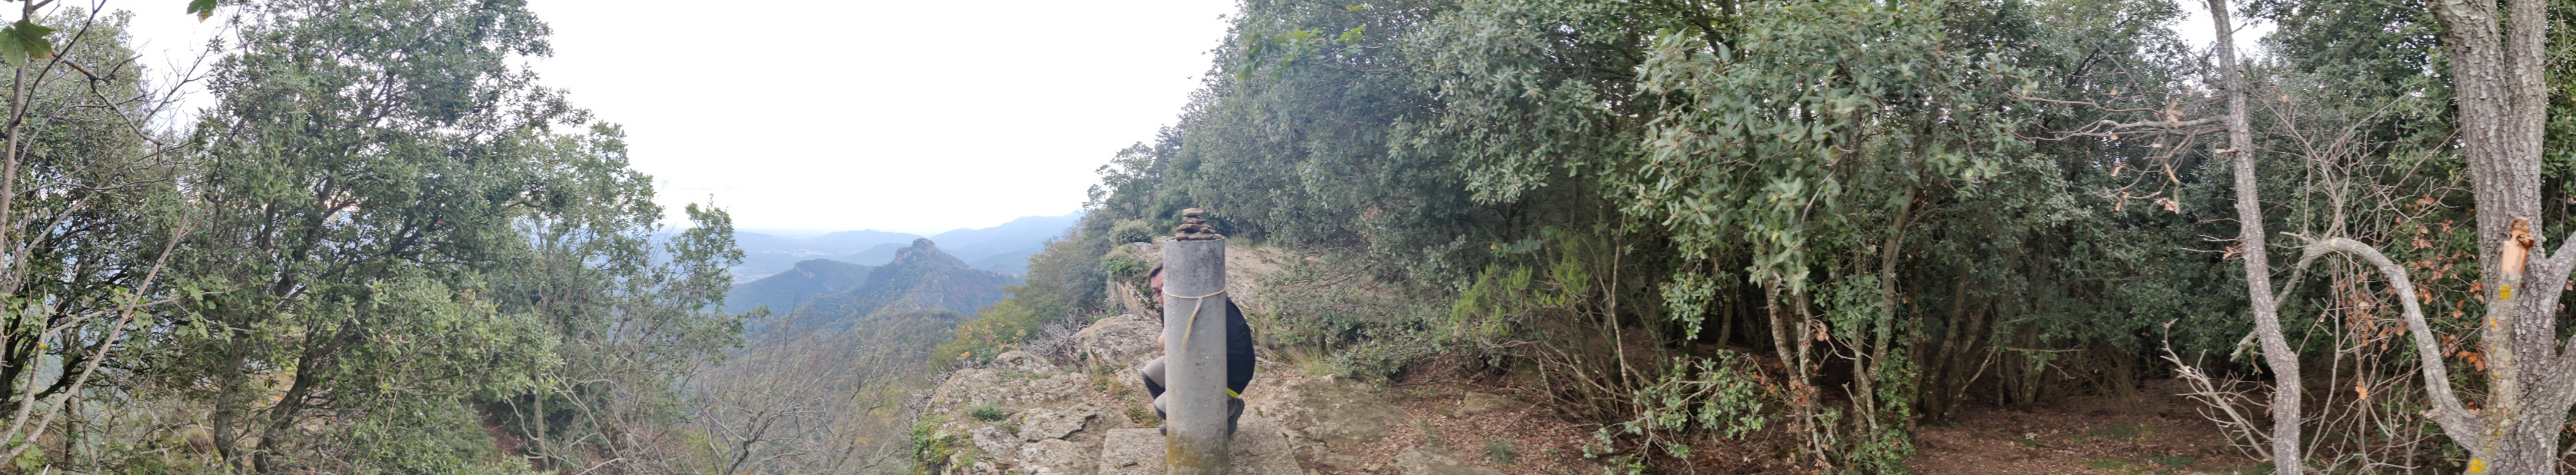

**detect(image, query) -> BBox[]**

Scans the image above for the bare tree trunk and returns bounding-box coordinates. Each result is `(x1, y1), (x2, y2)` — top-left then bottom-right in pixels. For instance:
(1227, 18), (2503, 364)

(1765, 279), (1826, 462)
(2205, 1), (2303, 471)
(2412, 0), (2572, 468)
(1854, 187), (1916, 430)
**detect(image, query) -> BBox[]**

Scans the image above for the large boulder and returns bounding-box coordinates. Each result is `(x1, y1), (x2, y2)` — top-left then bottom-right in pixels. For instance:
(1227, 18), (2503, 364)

(1073, 314), (1160, 369)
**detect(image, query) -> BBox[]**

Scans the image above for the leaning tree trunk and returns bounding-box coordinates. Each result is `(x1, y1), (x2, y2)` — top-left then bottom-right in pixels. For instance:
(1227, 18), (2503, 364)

(2206, 0), (2305, 471)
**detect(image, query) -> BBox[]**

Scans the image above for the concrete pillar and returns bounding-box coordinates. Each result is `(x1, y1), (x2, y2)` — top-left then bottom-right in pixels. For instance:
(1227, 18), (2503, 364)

(1163, 209), (1230, 473)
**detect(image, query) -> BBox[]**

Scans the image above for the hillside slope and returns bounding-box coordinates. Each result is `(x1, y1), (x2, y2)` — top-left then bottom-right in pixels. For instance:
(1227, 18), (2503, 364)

(723, 258), (876, 314)
(788, 239), (1017, 333)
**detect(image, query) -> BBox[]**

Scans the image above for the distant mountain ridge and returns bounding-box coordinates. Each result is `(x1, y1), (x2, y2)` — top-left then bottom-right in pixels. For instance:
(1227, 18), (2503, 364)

(730, 211), (1081, 278)
(737, 239), (1017, 335)
(723, 259), (875, 314)
(920, 214), (1084, 274)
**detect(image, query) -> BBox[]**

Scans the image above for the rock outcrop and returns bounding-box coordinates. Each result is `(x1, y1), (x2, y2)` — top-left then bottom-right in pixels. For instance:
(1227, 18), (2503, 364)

(1071, 314), (1160, 369)
(1251, 375), (1407, 447)
(918, 315), (1343, 474)
(916, 311), (1496, 474)
(916, 239), (1523, 473)
(923, 348), (1112, 473)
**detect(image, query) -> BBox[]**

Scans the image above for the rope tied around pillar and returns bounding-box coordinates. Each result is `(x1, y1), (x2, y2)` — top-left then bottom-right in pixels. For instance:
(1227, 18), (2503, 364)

(1163, 287), (1236, 397)
(1162, 208), (1233, 473)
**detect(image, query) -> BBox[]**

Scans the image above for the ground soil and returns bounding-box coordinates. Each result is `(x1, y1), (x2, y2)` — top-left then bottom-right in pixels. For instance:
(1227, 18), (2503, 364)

(1910, 378), (2264, 475)
(1370, 357), (1615, 474)
(1354, 360), (2266, 474)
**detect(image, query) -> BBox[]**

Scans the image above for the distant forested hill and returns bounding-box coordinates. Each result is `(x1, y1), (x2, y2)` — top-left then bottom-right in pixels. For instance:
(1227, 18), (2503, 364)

(969, 247), (1045, 276)
(727, 231), (917, 279)
(723, 259), (877, 314)
(768, 239), (1017, 334)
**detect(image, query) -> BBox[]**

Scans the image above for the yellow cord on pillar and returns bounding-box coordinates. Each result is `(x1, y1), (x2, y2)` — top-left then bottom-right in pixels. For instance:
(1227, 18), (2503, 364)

(1165, 287), (1233, 399)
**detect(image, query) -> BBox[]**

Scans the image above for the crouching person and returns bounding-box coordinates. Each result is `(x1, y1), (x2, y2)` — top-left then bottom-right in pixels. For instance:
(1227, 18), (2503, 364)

(1139, 264), (1254, 437)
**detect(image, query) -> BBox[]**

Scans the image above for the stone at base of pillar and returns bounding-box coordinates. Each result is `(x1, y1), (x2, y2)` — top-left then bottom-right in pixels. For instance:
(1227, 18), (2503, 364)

(1100, 417), (1300, 475)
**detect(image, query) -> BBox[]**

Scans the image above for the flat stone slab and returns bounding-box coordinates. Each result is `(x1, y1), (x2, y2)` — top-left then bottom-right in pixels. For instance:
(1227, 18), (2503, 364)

(1097, 417), (1300, 474)
(1246, 375), (1405, 447)
(1023, 407), (1097, 441)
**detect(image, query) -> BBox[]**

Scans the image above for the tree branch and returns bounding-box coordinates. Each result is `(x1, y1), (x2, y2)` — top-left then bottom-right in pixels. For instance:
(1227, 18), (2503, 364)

(2300, 237), (2480, 440)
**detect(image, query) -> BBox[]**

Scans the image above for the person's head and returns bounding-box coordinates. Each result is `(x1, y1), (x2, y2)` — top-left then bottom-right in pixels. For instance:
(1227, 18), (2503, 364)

(1147, 264), (1165, 293)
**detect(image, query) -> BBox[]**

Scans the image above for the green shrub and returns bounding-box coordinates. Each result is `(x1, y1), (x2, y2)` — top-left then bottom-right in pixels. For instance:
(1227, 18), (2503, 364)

(930, 234), (1109, 373)
(1108, 218), (1161, 244)
(930, 287), (1051, 371)
(910, 417), (960, 473)
(1101, 254), (1152, 282)
(970, 404), (1008, 422)
(1584, 353), (1776, 467)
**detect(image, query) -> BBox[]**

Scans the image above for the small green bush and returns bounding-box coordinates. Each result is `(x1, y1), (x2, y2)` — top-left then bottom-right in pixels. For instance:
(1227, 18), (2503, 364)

(1108, 219), (1161, 244)
(970, 404), (1007, 422)
(910, 417), (960, 473)
(1125, 402), (1156, 425)
(1101, 254), (1153, 282)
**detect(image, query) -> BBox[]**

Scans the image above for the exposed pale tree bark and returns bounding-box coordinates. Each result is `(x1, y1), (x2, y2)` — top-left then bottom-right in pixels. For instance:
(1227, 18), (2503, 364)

(2205, 0), (2304, 471)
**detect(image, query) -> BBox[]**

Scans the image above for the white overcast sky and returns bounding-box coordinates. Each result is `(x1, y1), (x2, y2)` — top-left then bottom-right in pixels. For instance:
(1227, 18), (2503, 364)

(125, 0), (1237, 235)
(119, 0), (2263, 234)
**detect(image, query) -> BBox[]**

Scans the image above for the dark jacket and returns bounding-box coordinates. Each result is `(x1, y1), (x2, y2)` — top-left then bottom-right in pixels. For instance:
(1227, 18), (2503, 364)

(1148, 300), (1256, 396)
(1221, 300), (1255, 394)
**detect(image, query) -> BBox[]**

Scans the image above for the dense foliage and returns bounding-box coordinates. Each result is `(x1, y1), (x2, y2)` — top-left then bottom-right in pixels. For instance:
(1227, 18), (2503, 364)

(951, 0), (2574, 471)
(0, 1), (770, 473)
